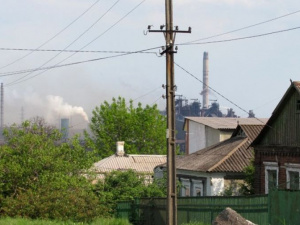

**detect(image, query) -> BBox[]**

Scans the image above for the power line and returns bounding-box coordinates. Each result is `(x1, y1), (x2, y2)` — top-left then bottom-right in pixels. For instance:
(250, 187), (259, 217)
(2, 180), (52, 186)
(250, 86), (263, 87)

(3, 24), (298, 83)
(0, 0), (103, 70)
(132, 87), (162, 101)
(1, 46), (160, 79)
(0, 47), (157, 54)
(5, 0), (122, 87)
(6, 0), (147, 87)
(178, 26), (300, 46)
(183, 9), (300, 44)
(174, 61), (266, 125)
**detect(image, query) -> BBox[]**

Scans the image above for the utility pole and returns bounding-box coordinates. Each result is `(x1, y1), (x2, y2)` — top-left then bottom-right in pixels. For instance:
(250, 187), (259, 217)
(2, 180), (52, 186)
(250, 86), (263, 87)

(147, 0), (191, 224)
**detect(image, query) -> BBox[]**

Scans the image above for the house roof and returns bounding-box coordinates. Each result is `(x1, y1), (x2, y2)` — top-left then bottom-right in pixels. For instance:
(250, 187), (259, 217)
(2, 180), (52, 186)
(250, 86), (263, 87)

(252, 81), (300, 146)
(184, 117), (267, 131)
(93, 154), (166, 174)
(163, 124), (264, 173)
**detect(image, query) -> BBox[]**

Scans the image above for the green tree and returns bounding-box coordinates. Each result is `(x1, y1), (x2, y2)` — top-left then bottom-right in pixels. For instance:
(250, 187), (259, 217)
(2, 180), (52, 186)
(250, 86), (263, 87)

(89, 97), (166, 157)
(94, 170), (165, 216)
(239, 159), (255, 195)
(0, 120), (103, 222)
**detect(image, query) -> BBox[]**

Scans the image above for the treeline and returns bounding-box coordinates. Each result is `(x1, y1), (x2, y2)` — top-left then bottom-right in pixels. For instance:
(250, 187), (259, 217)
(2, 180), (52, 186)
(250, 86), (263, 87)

(0, 96), (167, 222)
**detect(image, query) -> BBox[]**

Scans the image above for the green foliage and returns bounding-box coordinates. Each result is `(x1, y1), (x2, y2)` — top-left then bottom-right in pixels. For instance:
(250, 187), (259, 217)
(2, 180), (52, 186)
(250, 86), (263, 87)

(181, 222), (209, 225)
(0, 217), (132, 225)
(0, 121), (102, 222)
(239, 158), (255, 195)
(89, 97), (166, 157)
(94, 170), (166, 216)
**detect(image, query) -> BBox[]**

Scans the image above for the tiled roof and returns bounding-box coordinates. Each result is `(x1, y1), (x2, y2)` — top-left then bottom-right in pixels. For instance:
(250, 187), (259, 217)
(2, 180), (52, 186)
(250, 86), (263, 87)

(175, 136), (247, 172)
(93, 154), (166, 174)
(185, 117), (268, 130)
(174, 124), (264, 173)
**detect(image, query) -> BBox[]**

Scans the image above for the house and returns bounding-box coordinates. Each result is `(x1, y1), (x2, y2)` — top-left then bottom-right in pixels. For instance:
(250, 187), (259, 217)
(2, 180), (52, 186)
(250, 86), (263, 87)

(184, 117), (268, 154)
(252, 81), (300, 194)
(92, 141), (166, 182)
(155, 124), (264, 196)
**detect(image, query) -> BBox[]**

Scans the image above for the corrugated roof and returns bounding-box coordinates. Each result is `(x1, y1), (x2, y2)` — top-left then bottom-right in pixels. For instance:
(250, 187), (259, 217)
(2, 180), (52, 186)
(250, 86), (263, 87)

(174, 136), (247, 172)
(172, 124), (264, 173)
(185, 117), (268, 130)
(93, 154), (166, 174)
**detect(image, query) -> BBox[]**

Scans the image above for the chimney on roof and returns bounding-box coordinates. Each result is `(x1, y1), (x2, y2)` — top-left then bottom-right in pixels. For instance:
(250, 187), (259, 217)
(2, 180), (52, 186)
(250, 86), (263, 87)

(116, 141), (125, 156)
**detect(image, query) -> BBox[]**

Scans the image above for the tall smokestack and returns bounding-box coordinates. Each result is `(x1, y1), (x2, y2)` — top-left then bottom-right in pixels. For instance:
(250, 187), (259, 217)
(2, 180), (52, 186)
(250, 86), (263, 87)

(1, 83), (3, 128)
(202, 52), (209, 109)
(61, 118), (69, 140)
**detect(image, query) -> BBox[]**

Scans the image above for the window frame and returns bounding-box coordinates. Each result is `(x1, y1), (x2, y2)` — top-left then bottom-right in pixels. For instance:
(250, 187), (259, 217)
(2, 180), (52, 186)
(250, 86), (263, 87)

(285, 163), (300, 190)
(264, 162), (278, 194)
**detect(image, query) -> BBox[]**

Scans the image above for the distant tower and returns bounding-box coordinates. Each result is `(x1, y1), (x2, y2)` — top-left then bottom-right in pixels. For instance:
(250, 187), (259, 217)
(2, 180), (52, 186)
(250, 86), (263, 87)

(202, 52), (209, 109)
(1, 83), (3, 128)
(61, 118), (69, 140)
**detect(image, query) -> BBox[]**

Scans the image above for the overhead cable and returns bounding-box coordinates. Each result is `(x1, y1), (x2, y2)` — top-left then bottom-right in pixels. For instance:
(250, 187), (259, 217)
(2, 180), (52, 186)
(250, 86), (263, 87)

(1, 46), (160, 78)
(174, 61), (266, 125)
(6, 0), (147, 87)
(178, 26), (300, 46)
(0, 0), (103, 70)
(183, 9), (300, 44)
(0, 47), (157, 54)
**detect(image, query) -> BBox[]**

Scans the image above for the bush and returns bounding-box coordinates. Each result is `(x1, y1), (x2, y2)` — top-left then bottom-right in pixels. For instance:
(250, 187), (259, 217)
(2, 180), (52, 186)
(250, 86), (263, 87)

(1, 176), (104, 222)
(0, 121), (101, 222)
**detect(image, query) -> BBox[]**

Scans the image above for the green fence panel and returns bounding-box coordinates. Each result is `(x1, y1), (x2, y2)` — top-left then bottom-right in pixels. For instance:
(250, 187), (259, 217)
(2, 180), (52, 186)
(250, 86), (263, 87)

(116, 201), (132, 219)
(116, 195), (268, 225)
(177, 195), (268, 225)
(269, 190), (300, 225)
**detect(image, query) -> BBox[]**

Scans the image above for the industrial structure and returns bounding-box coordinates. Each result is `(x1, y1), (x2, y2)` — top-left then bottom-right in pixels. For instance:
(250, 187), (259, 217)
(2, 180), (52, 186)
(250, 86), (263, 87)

(60, 118), (69, 141)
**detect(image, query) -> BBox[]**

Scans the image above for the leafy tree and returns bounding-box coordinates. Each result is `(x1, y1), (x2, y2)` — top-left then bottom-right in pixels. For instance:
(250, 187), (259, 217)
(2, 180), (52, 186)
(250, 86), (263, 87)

(94, 170), (166, 216)
(0, 120), (103, 221)
(239, 159), (255, 195)
(89, 97), (166, 157)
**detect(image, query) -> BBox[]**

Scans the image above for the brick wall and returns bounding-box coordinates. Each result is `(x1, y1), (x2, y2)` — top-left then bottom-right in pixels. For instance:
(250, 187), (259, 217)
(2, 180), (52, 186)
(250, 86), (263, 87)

(254, 147), (300, 194)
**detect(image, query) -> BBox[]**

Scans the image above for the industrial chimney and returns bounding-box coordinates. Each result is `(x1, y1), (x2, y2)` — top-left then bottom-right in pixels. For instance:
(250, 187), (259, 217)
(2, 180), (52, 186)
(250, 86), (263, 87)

(202, 52), (209, 109)
(61, 118), (69, 140)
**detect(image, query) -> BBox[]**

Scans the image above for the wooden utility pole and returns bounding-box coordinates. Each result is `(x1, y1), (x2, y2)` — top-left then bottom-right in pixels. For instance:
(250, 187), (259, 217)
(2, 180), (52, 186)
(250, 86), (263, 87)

(147, 0), (191, 224)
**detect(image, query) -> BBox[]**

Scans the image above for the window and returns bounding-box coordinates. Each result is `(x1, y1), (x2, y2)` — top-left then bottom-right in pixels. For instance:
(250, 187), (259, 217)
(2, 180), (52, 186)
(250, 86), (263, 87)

(285, 163), (300, 190)
(191, 179), (204, 196)
(264, 162), (278, 194)
(267, 170), (277, 191)
(289, 171), (299, 190)
(180, 178), (191, 197)
(297, 100), (300, 111)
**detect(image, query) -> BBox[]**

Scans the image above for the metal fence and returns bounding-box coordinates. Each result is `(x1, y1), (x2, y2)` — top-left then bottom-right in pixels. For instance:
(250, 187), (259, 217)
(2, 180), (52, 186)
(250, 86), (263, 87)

(116, 195), (268, 225)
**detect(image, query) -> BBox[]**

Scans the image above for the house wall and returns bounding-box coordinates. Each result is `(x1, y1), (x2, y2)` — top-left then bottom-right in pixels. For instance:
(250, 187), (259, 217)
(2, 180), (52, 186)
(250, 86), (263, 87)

(254, 89), (300, 194)
(205, 126), (220, 148)
(186, 120), (234, 155)
(260, 90), (300, 146)
(188, 121), (206, 154)
(172, 169), (226, 196)
(220, 130), (234, 142)
(254, 147), (300, 194)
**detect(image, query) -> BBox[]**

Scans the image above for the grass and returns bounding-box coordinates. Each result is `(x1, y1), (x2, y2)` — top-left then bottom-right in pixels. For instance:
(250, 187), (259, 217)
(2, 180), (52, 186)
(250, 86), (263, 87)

(0, 218), (132, 225)
(181, 222), (210, 225)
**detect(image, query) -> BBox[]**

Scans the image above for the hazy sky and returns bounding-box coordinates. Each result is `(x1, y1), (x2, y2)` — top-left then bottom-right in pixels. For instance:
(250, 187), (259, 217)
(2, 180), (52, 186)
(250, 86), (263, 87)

(1, 0), (300, 129)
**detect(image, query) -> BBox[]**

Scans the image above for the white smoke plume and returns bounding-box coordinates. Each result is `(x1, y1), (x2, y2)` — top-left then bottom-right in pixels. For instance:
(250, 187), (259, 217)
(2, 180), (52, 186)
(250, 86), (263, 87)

(46, 95), (89, 122)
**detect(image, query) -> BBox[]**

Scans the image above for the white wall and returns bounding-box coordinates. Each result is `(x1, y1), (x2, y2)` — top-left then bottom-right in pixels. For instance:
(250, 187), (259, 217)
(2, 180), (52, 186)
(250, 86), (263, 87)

(188, 121), (206, 154)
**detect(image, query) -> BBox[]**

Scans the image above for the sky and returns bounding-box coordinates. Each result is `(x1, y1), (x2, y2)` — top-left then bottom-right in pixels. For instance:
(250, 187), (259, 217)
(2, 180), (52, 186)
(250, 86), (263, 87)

(1, 0), (300, 130)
